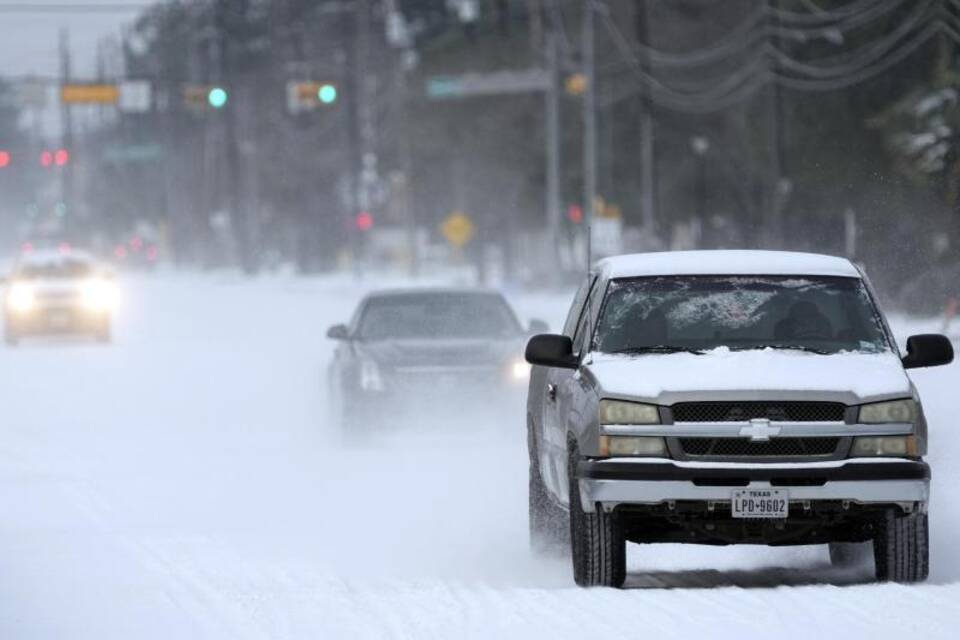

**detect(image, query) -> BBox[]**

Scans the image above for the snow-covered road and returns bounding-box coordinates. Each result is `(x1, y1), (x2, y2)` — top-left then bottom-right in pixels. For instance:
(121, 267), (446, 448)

(1, 273), (959, 639)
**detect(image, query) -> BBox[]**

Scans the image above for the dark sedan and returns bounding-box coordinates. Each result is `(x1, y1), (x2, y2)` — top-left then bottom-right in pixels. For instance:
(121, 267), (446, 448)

(327, 288), (546, 434)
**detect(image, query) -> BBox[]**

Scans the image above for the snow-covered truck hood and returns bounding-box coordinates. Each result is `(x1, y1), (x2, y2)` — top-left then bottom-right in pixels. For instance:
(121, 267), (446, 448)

(583, 348), (913, 405)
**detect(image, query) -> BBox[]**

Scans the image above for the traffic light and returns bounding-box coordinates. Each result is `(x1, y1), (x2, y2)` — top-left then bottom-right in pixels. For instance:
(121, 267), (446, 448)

(0, 150), (9, 168)
(355, 211), (374, 232)
(40, 151), (53, 167)
(54, 149), (69, 166)
(318, 84), (337, 104)
(208, 87), (228, 109)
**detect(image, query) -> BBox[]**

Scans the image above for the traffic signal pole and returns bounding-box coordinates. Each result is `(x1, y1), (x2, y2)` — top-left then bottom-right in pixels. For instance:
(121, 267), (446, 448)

(59, 28), (75, 237)
(545, 30), (563, 276)
(582, 1), (598, 270)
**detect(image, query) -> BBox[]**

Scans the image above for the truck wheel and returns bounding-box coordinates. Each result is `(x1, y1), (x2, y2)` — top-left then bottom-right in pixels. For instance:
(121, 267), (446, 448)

(873, 510), (929, 583)
(528, 424), (568, 554)
(828, 542), (871, 567)
(568, 444), (625, 588)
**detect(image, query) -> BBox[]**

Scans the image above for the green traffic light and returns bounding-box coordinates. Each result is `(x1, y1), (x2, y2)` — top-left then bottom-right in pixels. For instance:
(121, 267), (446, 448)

(208, 87), (228, 109)
(318, 84), (337, 104)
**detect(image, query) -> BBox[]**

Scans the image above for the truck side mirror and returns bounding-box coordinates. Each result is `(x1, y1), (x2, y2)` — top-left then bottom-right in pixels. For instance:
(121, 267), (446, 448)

(526, 334), (578, 369)
(902, 334), (954, 369)
(326, 324), (350, 341)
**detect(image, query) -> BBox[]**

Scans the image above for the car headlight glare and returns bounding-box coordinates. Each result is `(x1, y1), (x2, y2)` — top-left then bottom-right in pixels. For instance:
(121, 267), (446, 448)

(858, 399), (917, 424)
(599, 435), (667, 457)
(7, 283), (36, 313)
(851, 436), (916, 458)
(81, 279), (120, 311)
(599, 399), (660, 425)
(359, 359), (385, 392)
(510, 358), (532, 381)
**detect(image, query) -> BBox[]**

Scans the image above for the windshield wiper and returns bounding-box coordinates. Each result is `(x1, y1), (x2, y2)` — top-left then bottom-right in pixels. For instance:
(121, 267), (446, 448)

(743, 344), (833, 355)
(610, 345), (706, 355)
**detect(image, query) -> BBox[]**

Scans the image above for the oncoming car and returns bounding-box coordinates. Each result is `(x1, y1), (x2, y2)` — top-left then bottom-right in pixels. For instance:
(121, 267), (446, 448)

(526, 250), (953, 587)
(327, 288), (547, 433)
(3, 250), (119, 345)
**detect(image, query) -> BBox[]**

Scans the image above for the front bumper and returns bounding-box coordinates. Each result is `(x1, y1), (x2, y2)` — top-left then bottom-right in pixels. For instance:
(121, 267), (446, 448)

(5, 305), (109, 335)
(578, 458), (929, 512)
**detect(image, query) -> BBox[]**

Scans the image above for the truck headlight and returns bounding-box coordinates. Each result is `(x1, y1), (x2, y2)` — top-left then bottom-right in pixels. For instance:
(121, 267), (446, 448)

(599, 399), (660, 425)
(851, 436), (917, 457)
(359, 359), (385, 392)
(599, 435), (667, 457)
(858, 399), (917, 424)
(7, 283), (36, 313)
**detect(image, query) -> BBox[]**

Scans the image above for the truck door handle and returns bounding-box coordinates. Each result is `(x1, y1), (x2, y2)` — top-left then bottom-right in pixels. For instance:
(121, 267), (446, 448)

(547, 383), (557, 401)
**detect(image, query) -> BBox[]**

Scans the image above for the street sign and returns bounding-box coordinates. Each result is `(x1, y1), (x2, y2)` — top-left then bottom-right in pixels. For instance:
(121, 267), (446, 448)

(118, 81), (152, 113)
(440, 211), (475, 248)
(103, 144), (163, 164)
(426, 69), (550, 100)
(16, 80), (47, 109)
(61, 83), (119, 104)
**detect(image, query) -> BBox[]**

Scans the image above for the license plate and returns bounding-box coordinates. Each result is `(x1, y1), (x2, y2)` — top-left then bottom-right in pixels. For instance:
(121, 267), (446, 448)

(732, 489), (789, 519)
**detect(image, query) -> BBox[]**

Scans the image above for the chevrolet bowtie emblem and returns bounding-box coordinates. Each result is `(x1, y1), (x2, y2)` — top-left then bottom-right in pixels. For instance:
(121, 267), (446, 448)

(739, 418), (781, 442)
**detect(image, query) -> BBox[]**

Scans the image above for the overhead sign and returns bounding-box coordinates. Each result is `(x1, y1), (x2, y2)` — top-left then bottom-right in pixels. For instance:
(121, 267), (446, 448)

(286, 81), (337, 114)
(118, 81), (152, 113)
(426, 69), (550, 99)
(61, 83), (119, 104)
(440, 211), (475, 248)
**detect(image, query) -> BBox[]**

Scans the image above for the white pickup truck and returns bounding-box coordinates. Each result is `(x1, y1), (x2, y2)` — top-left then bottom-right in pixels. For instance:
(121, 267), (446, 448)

(525, 250), (953, 587)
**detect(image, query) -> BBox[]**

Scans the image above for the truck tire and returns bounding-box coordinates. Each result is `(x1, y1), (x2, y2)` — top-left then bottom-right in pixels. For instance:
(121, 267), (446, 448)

(873, 510), (929, 583)
(568, 443), (626, 588)
(528, 422), (568, 554)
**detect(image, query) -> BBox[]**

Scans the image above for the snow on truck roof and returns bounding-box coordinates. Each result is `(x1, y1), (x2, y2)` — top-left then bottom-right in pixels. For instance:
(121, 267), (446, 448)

(597, 250), (861, 279)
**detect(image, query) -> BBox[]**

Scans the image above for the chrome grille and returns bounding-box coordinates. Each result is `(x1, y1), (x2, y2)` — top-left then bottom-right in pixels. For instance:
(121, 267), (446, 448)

(678, 437), (841, 458)
(671, 402), (845, 423)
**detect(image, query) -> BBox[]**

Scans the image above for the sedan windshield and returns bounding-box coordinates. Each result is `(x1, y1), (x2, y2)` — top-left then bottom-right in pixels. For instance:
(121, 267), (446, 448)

(595, 276), (890, 355)
(358, 293), (522, 340)
(16, 259), (94, 280)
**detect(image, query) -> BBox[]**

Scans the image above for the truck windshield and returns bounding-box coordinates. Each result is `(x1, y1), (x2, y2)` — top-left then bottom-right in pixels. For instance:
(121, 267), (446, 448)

(595, 276), (890, 355)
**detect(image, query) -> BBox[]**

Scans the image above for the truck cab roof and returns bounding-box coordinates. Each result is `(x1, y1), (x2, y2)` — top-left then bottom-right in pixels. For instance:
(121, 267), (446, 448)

(595, 250), (861, 280)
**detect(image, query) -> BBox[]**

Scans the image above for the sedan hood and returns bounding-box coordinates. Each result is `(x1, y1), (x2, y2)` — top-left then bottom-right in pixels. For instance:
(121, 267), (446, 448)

(584, 348), (912, 405)
(356, 337), (523, 368)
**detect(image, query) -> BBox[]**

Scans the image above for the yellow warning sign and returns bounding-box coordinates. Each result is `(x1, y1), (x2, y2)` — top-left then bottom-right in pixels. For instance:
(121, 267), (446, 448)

(61, 84), (119, 104)
(440, 211), (475, 248)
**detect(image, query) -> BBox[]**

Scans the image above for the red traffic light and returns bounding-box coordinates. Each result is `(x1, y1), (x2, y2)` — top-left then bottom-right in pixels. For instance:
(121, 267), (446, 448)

(54, 149), (69, 166)
(40, 151), (53, 167)
(567, 204), (583, 224)
(0, 151), (10, 168)
(355, 211), (374, 232)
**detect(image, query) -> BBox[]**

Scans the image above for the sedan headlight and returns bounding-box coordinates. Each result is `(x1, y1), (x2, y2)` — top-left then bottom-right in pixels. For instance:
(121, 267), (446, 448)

(359, 359), (385, 392)
(80, 279), (120, 312)
(7, 283), (36, 313)
(851, 436), (917, 458)
(858, 399), (917, 424)
(509, 357), (531, 382)
(599, 399), (660, 425)
(599, 435), (667, 457)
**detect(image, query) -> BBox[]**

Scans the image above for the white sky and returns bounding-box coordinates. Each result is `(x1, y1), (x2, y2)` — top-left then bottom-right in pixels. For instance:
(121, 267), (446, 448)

(0, 2), (150, 79)
(0, 1), (152, 136)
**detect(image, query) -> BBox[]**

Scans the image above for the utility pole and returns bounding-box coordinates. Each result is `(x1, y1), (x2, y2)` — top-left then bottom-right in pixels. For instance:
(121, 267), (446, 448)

(59, 28), (74, 239)
(766, 0), (785, 248)
(216, 0), (255, 274)
(635, 0), (657, 236)
(582, 0), (598, 269)
(545, 29), (562, 272)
